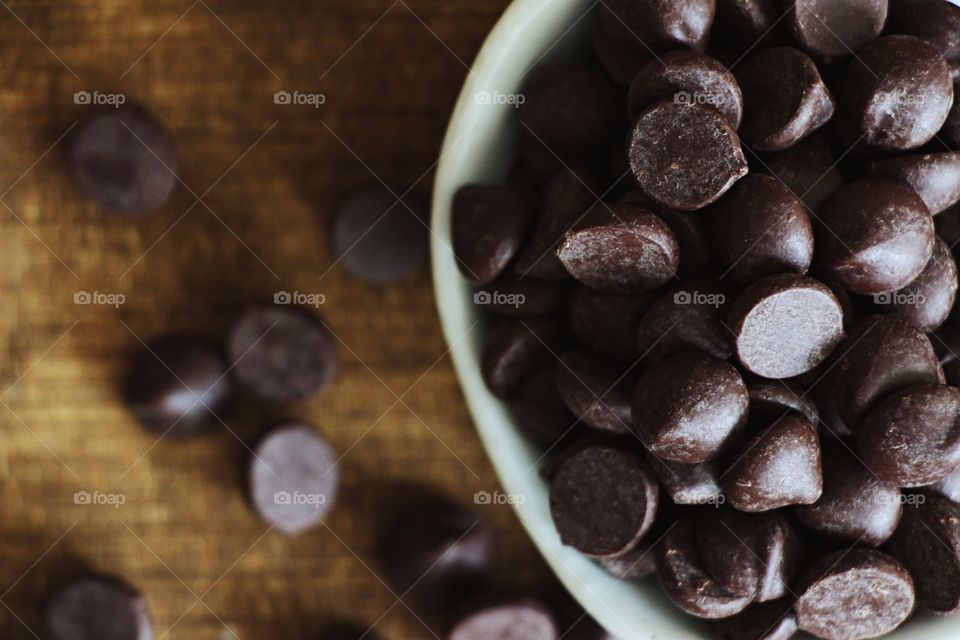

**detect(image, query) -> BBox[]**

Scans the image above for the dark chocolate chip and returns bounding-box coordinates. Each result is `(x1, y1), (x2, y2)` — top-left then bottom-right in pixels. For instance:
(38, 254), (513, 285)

(889, 0), (960, 65)
(745, 377), (819, 426)
(711, 599), (798, 640)
(598, 540), (657, 580)
(593, 10), (649, 85)
(602, 0), (717, 53)
(723, 414), (823, 512)
(944, 76), (960, 148)
(841, 35), (953, 151)
(714, 0), (784, 53)
(869, 152), (960, 215)
(655, 518), (753, 619)
(857, 383), (960, 486)
(632, 350), (748, 463)
(248, 423), (339, 535)
(786, 0), (888, 64)
(763, 134), (842, 212)
(932, 465), (960, 502)
(45, 575), (153, 640)
(557, 203), (679, 293)
(568, 285), (653, 363)
(795, 549), (914, 640)
(628, 100), (748, 211)
(447, 600), (558, 640)
(736, 47), (835, 152)
(226, 304), (338, 404)
(794, 437), (902, 546)
(886, 492), (960, 613)
(876, 236), (958, 331)
(452, 184), (537, 285)
(627, 51), (743, 128)
(815, 177), (935, 295)
(554, 349), (633, 434)
(645, 450), (723, 507)
(819, 314), (944, 430)
(728, 274), (844, 379)
(509, 362), (581, 449)
(330, 185), (428, 283)
(481, 317), (567, 398)
(549, 444), (658, 557)
(123, 332), (231, 437)
(69, 104), (178, 216)
(709, 174), (814, 283)
(636, 280), (731, 364)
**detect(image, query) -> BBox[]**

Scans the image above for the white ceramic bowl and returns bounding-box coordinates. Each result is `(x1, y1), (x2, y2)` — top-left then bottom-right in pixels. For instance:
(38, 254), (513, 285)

(430, 1), (959, 637)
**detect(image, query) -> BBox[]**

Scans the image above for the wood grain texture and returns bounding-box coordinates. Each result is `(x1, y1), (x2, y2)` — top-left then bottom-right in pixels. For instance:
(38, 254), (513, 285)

(0, 1), (558, 638)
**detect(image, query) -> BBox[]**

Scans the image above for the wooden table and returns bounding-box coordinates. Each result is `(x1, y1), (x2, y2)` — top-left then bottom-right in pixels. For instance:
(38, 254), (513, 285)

(0, 1), (558, 637)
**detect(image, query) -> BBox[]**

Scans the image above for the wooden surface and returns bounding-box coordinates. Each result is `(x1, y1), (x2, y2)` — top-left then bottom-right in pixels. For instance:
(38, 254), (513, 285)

(0, 1), (557, 638)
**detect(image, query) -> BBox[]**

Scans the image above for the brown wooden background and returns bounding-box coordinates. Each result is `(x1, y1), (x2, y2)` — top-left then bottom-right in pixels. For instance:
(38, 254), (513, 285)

(0, 1), (558, 638)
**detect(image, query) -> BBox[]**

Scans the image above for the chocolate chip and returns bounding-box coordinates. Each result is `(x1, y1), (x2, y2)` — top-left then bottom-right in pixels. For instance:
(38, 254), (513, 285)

(45, 575), (153, 640)
(711, 599), (798, 640)
(330, 184), (428, 283)
(69, 104), (178, 216)
(628, 100), (748, 211)
(786, 0), (888, 63)
(593, 10), (649, 85)
(509, 362), (581, 449)
(453, 184), (537, 285)
(795, 549), (914, 640)
(728, 274), (844, 379)
(889, 0), (960, 65)
(745, 377), (819, 426)
(554, 349), (633, 434)
(519, 64), (624, 152)
(632, 350), (748, 463)
(695, 509), (802, 601)
(841, 35), (953, 151)
(557, 203), (679, 292)
(601, 0), (716, 53)
(379, 498), (491, 610)
(857, 383), (960, 486)
(723, 414), (823, 512)
(598, 540), (657, 580)
(627, 51), (743, 128)
(876, 236), (958, 331)
(226, 304), (338, 404)
(549, 444), (658, 557)
(655, 518), (753, 619)
(886, 492), (960, 613)
(794, 437), (902, 546)
(636, 280), (731, 363)
(815, 177), (935, 295)
(944, 76), (960, 148)
(709, 174), (814, 283)
(645, 450), (723, 507)
(819, 314), (944, 430)
(714, 0), (783, 53)
(932, 465), (960, 502)
(481, 317), (567, 398)
(568, 285), (653, 363)
(447, 600), (558, 640)
(737, 47), (835, 152)
(869, 152), (960, 215)
(763, 134), (842, 212)
(248, 423), (339, 535)
(123, 332), (231, 437)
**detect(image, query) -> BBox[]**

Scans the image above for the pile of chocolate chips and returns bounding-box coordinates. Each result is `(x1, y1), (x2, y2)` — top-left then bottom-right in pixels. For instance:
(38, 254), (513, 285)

(454, 1), (960, 638)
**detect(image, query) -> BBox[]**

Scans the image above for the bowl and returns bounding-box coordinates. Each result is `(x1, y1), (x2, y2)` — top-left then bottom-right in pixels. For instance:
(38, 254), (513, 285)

(430, 1), (959, 637)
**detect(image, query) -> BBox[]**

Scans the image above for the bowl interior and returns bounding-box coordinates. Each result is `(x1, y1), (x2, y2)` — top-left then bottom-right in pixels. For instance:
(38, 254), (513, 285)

(429, 1), (959, 638)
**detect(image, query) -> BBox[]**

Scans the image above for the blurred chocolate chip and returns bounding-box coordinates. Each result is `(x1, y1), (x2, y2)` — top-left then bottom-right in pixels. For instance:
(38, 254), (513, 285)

(593, 10), (649, 85)
(453, 184), (537, 285)
(598, 540), (658, 581)
(447, 599), (558, 640)
(509, 362), (581, 449)
(45, 575), (153, 640)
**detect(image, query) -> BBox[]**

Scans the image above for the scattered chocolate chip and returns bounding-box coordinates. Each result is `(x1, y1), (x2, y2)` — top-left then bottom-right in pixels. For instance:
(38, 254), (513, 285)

(509, 362), (581, 449)
(453, 184), (537, 284)
(645, 451), (723, 507)
(45, 575), (153, 640)
(69, 104), (178, 216)
(226, 304), (338, 404)
(876, 236), (958, 331)
(550, 444), (658, 557)
(636, 280), (731, 363)
(593, 10), (649, 85)
(628, 100), (748, 211)
(723, 414), (823, 512)
(888, 0), (960, 64)
(481, 317), (567, 398)
(713, 0), (783, 53)
(745, 377), (819, 426)
(248, 423), (339, 535)
(869, 152), (960, 215)
(795, 549), (914, 640)
(632, 350), (748, 463)
(736, 47), (835, 152)
(598, 540), (658, 580)
(786, 0), (888, 63)
(568, 285), (653, 363)
(602, 0), (716, 53)
(728, 274), (844, 379)
(123, 332), (231, 437)
(447, 600), (558, 640)
(815, 177), (935, 295)
(763, 134), (842, 212)
(554, 349), (633, 434)
(330, 184), (428, 283)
